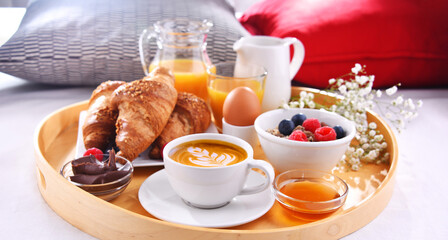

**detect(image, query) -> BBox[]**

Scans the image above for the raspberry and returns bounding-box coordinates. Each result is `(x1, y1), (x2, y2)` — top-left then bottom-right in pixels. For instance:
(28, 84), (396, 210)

(314, 127), (337, 141)
(83, 147), (104, 161)
(302, 118), (321, 133)
(288, 130), (308, 142)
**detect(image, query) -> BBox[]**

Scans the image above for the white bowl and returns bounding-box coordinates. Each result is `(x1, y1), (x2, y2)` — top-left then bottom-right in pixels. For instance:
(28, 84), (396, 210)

(254, 108), (356, 173)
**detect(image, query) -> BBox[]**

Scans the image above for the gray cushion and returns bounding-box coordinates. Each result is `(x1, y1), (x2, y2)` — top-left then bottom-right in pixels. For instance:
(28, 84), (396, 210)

(0, 0), (248, 85)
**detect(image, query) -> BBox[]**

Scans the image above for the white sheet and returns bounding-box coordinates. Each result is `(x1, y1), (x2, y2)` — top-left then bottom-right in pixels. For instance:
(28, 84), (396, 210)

(1, 71), (447, 239)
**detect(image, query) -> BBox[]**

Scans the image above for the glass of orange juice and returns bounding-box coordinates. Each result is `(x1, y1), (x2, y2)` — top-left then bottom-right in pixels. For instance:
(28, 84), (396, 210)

(207, 62), (267, 132)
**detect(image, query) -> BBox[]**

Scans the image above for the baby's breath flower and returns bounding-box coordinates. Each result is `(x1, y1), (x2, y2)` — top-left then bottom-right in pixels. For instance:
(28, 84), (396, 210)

(356, 75), (369, 85)
(374, 134), (383, 142)
(307, 92), (314, 99)
(347, 147), (355, 154)
(300, 91), (307, 99)
(372, 142), (382, 149)
(345, 82), (353, 89)
(351, 63), (362, 74)
(405, 111), (414, 119)
(289, 101), (299, 108)
(358, 87), (370, 96)
(308, 101), (316, 109)
(366, 150), (378, 160)
(395, 96), (404, 105)
(376, 90), (382, 98)
(417, 100), (423, 107)
(338, 85), (347, 94)
(406, 98), (415, 110)
(356, 148), (364, 156)
(356, 125), (364, 132)
(286, 64), (421, 171)
(386, 86), (398, 96)
(344, 111), (350, 118)
(349, 157), (360, 165)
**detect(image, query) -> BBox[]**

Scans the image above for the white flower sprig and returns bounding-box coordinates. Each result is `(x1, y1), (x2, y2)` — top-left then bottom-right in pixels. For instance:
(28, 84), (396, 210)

(286, 64), (422, 170)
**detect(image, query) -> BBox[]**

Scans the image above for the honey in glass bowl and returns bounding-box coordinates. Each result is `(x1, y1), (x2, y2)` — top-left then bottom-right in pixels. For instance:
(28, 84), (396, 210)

(273, 169), (348, 221)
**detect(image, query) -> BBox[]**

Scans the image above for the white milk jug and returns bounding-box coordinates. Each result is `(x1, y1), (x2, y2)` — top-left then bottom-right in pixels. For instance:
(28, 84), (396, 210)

(233, 36), (305, 112)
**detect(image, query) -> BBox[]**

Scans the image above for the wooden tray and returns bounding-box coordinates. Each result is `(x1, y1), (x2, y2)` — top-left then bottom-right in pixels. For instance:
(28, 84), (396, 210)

(34, 87), (398, 239)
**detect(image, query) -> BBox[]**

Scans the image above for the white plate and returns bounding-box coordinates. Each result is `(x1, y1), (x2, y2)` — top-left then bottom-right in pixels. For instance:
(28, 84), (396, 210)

(76, 111), (218, 167)
(138, 169), (275, 228)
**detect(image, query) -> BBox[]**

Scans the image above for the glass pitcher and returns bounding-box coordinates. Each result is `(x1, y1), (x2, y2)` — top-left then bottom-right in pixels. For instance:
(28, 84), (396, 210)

(139, 19), (213, 100)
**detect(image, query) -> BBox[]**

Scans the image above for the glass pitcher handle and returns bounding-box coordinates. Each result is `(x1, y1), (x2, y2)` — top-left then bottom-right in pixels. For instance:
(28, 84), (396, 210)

(138, 26), (156, 76)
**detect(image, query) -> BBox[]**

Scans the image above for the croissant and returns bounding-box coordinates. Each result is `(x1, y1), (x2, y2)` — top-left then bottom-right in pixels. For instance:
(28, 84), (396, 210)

(82, 80), (126, 151)
(112, 67), (177, 160)
(149, 92), (211, 159)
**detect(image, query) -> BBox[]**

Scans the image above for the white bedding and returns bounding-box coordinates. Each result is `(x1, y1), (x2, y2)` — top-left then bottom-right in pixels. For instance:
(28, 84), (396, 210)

(1, 71), (448, 239)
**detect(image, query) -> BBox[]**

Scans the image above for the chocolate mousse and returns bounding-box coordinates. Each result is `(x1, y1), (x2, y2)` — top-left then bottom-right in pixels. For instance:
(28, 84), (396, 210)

(70, 149), (130, 184)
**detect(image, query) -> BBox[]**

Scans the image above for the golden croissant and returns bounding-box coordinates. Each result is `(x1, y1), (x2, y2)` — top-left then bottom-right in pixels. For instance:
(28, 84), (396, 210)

(149, 91), (211, 159)
(111, 67), (177, 160)
(82, 80), (126, 151)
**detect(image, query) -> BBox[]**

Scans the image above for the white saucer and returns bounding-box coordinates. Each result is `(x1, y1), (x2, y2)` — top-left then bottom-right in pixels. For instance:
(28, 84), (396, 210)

(138, 169), (275, 228)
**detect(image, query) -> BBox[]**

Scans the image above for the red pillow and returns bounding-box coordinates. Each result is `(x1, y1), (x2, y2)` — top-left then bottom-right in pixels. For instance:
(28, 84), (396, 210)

(239, 0), (448, 88)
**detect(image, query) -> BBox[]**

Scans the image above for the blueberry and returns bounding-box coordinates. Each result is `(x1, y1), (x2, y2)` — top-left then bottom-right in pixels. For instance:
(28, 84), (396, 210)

(333, 125), (346, 139)
(291, 113), (307, 126)
(278, 119), (295, 135)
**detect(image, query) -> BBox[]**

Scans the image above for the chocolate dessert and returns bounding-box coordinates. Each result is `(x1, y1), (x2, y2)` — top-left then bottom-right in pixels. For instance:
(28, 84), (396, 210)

(70, 149), (130, 184)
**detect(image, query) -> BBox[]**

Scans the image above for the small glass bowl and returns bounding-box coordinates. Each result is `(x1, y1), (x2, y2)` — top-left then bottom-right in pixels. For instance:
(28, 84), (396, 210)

(273, 169), (348, 221)
(60, 154), (134, 201)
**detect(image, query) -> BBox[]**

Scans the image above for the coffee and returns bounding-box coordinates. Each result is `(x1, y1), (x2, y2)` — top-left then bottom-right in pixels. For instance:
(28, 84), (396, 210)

(163, 133), (275, 208)
(169, 140), (247, 167)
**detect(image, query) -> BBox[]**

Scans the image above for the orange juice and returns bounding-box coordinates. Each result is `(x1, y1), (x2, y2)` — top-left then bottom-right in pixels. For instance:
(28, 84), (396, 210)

(207, 78), (264, 131)
(150, 59), (209, 100)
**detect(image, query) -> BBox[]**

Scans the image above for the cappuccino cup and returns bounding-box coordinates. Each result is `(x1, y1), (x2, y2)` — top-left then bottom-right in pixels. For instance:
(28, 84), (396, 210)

(163, 133), (275, 209)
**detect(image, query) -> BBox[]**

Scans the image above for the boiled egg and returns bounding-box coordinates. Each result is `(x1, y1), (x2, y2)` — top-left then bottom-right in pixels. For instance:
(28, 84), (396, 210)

(223, 87), (262, 126)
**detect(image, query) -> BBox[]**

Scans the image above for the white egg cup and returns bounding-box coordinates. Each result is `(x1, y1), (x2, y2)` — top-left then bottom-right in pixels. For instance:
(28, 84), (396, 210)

(222, 118), (259, 149)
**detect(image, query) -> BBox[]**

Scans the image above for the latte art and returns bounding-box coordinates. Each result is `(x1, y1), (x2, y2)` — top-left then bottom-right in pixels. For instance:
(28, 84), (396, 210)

(169, 140), (247, 167)
(187, 147), (237, 167)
